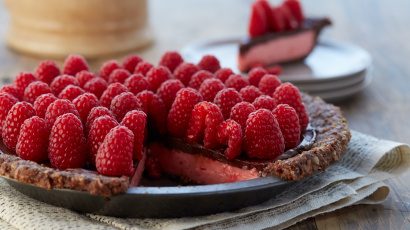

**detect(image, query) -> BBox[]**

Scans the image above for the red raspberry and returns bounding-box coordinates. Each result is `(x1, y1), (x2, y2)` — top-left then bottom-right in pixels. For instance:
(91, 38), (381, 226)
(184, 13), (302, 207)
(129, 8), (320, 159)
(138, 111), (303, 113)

(213, 88), (243, 119)
(99, 83), (128, 108)
(83, 77), (108, 99)
(188, 70), (214, 89)
(96, 126), (134, 176)
(159, 51), (184, 72)
(284, 0), (304, 24)
(35, 60), (60, 84)
(16, 116), (50, 163)
(146, 66), (172, 91)
(249, 0), (269, 37)
(48, 113), (87, 169)
(217, 119), (242, 160)
(239, 85), (263, 103)
(273, 82), (309, 131)
(58, 85), (85, 101)
(258, 74), (281, 95)
(121, 110), (147, 160)
(225, 74), (249, 91)
(156, 79), (184, 111)
(86, 106), (115, 133)
(0, 84), (22, 100)
(198, 78), (225, 102)
(215, 68), (234, 83)
(99, 60), (121, 81)
(33, 93), (57, 118)
(122, 54), (143, 73)
(167, 88), (202, 138)
(72, 93), (99, 123)
(62, 54), (89, 76)
(75, 70), (95, 88)
(0, 93), (19, 136)
(14, 72), (37, 96)
(248, 67), (268, 86)
(45, 99), (80, 127)
(110, 92), (141, 120)
(253, 95), (276, 110)
(244, 109), (284, 159)
(23, 81), (52, 104)
(136, 90), (167, 134)
(50, 75), (79, 95)
(174, 62), (200, 86)
(124, 74), (149, 95)
(108, 69), (130, 84)
(88, 115), (119, 164)
(134, 61), (153, 76)
(273, 104), (301, 149)
(230, 101), (255, 130)
(186, 101), (223, 149)
(198, 55), (221, 73)
(2, 102), (35, 150)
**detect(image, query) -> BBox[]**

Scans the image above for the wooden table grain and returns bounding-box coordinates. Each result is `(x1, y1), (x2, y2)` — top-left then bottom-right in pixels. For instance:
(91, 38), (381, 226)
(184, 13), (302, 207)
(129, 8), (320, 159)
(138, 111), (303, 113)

(0, 0), (409, 229)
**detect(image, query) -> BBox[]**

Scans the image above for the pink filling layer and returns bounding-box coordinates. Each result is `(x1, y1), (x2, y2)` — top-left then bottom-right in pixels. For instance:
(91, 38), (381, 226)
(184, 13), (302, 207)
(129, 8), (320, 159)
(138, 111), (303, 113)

(150, 144), (260, 184)
(238, 30), (315, 71)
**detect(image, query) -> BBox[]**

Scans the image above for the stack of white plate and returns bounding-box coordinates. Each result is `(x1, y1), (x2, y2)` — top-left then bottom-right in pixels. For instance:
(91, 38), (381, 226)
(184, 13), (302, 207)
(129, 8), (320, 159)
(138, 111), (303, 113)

(182, 38), (372, 102)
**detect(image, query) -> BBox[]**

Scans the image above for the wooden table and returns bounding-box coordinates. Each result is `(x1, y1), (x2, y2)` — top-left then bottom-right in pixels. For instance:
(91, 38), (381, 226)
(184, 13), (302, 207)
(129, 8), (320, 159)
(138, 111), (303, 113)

(0, 0), (409, 229)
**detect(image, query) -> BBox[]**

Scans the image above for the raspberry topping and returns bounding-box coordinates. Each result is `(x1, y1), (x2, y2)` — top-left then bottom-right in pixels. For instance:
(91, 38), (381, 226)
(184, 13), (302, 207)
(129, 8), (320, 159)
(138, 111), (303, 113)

(23, 81), (52, 104)
(14, 72), (37, 95)
(173, 62), (200, 86)
(217, 119), (242, 160)
(230, 101), (256, 130)
(258, 74), (281, 95)
(284, 0), (304, 24)
(86, 106), (115, 133)
(121, 110), (147, 160)
(197, 55), (221, 73)
(157, 79), (184, 111)
(35, 60), (60, 84)
(0, 93), (19, 136)
(122, 55), (143, 73)
(0, 84), (21, 100)
(136, 90), (167, 134)
(239, 85), (263, 103)
(83, 77), (108, 99)
(33, 93), (57, 118)
(145, 66), (172, 91)
(198, 78), (225, 102)
(213, 88), (243, 119)
(75, 71), (96, 88)
(99, 83), (129, 108)
(72, 93), (100, 123)
(88, 115), (119, 164)
(273, 104), (301, 149)
(62, 55), (89, 76)
(253, 94), (276, 110)
(188, 70), (214, 89)
(58, 85), (85, 101)
(50, 75), (79, 95)
(248, 67), (268, 86)
(124, 74), (149, 95)
(249, 0), (269, 37)
(225, 74), (249, 91)
(99, 60), (121, 81)
(134, 61), (153, 76)
(110, 92), (141, 121)
(159, 51), (184, 72)
(45, 99), (80, 127)
(108, 69), (130, 84)
(215, 68), (234, 83)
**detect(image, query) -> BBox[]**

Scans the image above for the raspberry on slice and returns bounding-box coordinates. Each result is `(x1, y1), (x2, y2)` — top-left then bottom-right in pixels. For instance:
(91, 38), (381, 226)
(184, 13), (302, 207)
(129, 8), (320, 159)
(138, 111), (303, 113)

(14, 72), (37, 96)
(273, 104), (301, 149)
(273, 82), (309, 131)
(136, 90), (167, 134)
(244, 109), (284, 159)
(75, 70), (96, 88)
(88, 115), (119, 164)
(217, 119), (242, 160)
(86, 106), (115, 133)
(249, 0), (269, 37)
(173, 62), (200, 86)
(239, 85), (263, 103)
(108, 69), (130, 84)
(159, 51), (184, 72)
(199, 78), (225, 102)
(0, 84), (22, 100)
(83, 77), (108, 99)
(48, 113), (87, 169)
(167, 88), (202, 138)
(134, 61), (153, 76)
(45, 99), (80, 127)
(100, 83), (128, 108)
(225, 74), (249, 91)
(230, 101), (256, 130)
(156, 79), (184, 111)
(33, 93), (57, 118)
(284, 0), (304, 24)
(198, 55), (221, 73)
(96, 126), (134, 176)
(269, 6), (286, 32)
(215, 68), (234, 83)
(72, 93), (99, 123)
(58, 85), (85, 101)
(213, 88), (243, 119)
(280, 4), (298, 30)
(145, 66), (172, 91)
(62, 54), (89, 76)
(23, 81), (52, 104)
(121, 110), (147, 160)
(99, 60), (121, 81)
(35, 60), (60, 84)
(2, 102), (36, 150)
(248, 67), (268, 86)
(188, 70), (214, 89)
(50, 74), (79, 95)
(0, 93), (19, 136)
(253, 95), (276, 110)
(186, 101), (223, 149)
(110, 92), (141, 121)
(258, 74), (281, 95)
(16, 116), (50, 163)
(124, 74), (148, 95)
(122, 54), (143, 73)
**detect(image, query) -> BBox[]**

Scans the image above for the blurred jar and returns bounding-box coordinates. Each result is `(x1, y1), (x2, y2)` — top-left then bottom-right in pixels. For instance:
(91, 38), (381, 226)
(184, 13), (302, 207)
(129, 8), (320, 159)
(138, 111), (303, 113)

(5, 0), (152, 58)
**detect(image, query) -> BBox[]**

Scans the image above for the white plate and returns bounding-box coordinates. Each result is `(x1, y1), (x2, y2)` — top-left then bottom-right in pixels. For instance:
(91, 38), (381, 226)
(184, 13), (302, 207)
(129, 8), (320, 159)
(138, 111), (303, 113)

(296, 70), (366, 92)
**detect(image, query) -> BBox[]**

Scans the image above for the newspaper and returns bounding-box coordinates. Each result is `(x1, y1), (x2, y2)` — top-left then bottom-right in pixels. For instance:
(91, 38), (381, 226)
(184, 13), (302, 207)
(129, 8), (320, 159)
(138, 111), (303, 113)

(0, 130), (408, 230)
